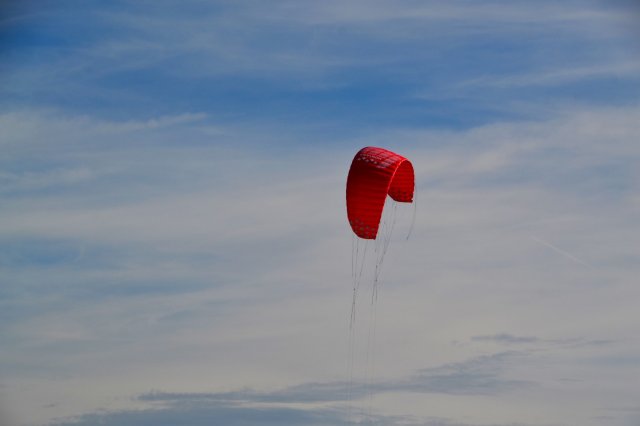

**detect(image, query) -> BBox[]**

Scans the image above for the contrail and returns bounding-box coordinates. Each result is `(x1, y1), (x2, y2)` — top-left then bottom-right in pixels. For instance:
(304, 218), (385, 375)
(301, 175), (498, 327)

(530, 236), (591, 268)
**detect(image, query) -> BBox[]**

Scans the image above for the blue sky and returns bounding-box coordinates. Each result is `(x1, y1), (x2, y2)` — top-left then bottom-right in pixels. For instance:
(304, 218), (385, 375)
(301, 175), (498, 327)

(1, 1), (640, 425)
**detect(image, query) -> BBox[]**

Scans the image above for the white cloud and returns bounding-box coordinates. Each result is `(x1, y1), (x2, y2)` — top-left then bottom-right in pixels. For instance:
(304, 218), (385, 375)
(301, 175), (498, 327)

(2, 1), (640, 425)
(459, 61), (640, 89)
(1, 102), (639, 425)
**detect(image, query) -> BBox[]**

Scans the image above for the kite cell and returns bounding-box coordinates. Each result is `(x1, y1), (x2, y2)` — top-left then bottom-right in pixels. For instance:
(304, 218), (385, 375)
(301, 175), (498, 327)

(346, 146), (415, 239)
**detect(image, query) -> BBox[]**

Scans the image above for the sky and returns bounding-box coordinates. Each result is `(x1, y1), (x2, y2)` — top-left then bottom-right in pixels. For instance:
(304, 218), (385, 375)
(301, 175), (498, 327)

(1, 1), (640, 425)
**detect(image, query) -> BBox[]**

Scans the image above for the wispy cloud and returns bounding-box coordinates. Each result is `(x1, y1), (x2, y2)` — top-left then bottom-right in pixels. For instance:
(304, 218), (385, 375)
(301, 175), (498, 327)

(137, 350), (531, 404)
(49, 401), (547, 426)
(472, 334), (539, 345)
(47, 351), (534, 426)
(4, 0), (638, 127)
(2, 2), (640, 426)
(3, 103), (638, 425)
(458, 61), (640, 89)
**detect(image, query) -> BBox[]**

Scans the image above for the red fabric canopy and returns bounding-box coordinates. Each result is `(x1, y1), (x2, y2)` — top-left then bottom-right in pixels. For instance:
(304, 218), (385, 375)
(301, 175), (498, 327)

(346, 147), (414, 239)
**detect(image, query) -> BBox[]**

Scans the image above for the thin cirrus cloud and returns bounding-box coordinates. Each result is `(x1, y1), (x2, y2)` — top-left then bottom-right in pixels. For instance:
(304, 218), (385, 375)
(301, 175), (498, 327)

(1, 1), (640, 426)
(3, 1), (638, 126)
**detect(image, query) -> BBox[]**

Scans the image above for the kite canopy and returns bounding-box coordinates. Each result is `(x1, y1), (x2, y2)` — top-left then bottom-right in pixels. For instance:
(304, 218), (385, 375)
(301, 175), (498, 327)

(346, 146), (414, 239)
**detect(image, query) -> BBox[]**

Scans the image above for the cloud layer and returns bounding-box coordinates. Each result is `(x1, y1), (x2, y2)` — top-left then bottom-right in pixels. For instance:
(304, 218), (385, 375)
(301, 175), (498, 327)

(1, 1), (640, 426)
